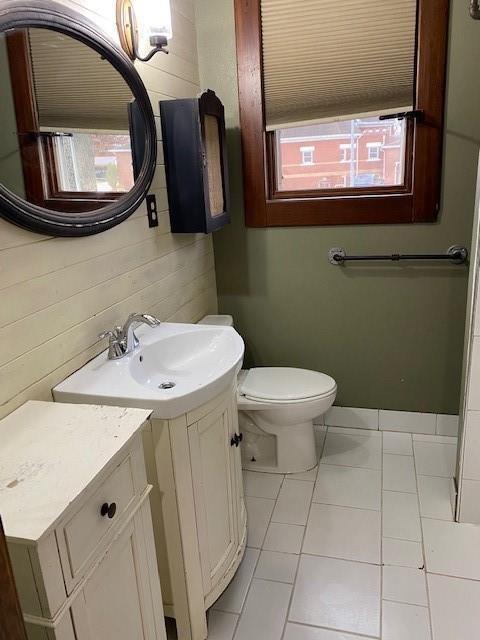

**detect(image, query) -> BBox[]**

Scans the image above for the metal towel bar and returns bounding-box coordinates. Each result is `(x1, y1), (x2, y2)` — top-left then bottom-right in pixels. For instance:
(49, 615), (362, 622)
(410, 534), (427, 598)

(328, 245), (468, 265)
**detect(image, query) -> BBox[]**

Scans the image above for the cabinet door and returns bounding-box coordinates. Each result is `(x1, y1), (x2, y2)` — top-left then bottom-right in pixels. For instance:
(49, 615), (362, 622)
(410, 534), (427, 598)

(71, 503), (165, 640)
(188, 398), (238, 596)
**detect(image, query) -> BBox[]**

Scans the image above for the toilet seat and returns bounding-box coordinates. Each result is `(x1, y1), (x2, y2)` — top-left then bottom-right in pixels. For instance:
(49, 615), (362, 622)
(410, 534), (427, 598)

(239, 367), (336, 403)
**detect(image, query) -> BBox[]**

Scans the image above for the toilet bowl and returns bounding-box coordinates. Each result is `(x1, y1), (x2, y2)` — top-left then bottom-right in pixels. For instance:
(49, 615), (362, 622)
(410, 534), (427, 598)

(198, 315), (337, 474)
(237, 367), (336, 473)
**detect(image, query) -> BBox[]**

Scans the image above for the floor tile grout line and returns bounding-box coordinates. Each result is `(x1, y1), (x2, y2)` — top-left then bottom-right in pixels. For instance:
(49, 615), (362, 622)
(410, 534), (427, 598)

(263, 473), (286, 544)
(411, 432), (435, 640)
(415, 473), (458, 480)
(421, 515), (456, 523)
(310, 500), (381, 513)
(316, 461), (383, 471)
(383, 451), (414, 457)
(246, 574), (296, 586)
(244, 493), (279, 501)
(280, 427), (327, 640)
(299, 551), (382, 567)
(380, 535), (422, 543)
(424, 569), (480, 583)
(379, 429), (385, 638)
(270, 471), (294, 640)
(325, 422), (458, 437)
(376, 487), (418, 496)
(319, 463), (382, 471)
(285, 619), (381, 640)
(382, 596), (429, 608)
(232, 471), (286, 639)
(382, 534), (423, 542)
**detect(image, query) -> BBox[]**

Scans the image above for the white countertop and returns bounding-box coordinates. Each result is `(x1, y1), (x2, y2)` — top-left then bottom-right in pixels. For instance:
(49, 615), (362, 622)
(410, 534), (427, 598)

(0, 401), (151, 543)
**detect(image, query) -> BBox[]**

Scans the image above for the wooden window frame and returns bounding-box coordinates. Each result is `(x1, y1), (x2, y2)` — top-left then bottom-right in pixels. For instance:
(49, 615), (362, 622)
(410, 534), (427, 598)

(5, 31), (126, 213)
(234, 0), (450, 227)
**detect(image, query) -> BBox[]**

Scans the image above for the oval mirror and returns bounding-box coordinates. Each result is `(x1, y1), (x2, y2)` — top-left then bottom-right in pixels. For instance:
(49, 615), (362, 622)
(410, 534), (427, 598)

(0, 1), (156, 236)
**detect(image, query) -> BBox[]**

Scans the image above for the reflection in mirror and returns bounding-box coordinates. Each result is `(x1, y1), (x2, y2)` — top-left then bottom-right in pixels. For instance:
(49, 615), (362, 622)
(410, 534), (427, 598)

(0, 27), (136, 213)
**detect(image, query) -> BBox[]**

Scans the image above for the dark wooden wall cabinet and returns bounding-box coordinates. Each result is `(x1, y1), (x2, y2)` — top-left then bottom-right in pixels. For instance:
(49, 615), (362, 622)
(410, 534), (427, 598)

(160, 90), (230, 234)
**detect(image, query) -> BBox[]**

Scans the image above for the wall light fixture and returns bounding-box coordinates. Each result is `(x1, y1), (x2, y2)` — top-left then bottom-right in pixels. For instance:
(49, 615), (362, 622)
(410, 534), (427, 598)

(116, 0), (172, 62)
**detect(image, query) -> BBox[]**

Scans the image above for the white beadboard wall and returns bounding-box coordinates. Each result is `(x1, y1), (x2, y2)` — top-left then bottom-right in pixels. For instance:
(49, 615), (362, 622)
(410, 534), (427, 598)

(0, 0), (217, 420)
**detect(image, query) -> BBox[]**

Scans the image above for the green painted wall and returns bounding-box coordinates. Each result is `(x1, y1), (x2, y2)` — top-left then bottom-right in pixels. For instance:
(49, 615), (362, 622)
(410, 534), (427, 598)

(0, 36), (25, 198)
(195, 0), (480, 414)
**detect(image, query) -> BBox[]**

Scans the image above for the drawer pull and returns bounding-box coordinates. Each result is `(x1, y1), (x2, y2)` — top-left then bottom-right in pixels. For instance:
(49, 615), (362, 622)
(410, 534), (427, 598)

(100, 502), (117, 519)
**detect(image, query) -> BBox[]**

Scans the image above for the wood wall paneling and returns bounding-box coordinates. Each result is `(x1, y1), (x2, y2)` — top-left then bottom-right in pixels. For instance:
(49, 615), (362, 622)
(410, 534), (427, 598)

(0, 0), (217, 420)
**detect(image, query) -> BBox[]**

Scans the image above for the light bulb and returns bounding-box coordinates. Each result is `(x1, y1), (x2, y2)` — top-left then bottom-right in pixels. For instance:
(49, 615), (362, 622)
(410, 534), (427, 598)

(131, 0), (172, 41)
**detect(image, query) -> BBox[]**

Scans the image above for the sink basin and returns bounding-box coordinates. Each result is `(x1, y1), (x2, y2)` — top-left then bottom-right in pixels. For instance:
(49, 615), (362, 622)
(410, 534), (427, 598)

(53, 323), (245, 418)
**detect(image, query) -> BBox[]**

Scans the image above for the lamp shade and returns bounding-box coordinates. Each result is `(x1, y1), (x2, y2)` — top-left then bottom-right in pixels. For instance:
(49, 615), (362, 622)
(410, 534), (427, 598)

(132, 0), (172, 39)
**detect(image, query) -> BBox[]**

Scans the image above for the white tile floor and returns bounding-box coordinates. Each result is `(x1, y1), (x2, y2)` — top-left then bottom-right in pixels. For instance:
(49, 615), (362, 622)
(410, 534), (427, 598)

(166, 425), (480, 639)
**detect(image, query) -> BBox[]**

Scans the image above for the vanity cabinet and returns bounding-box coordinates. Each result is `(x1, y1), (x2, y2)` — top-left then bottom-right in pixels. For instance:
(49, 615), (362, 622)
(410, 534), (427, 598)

(0, 402), (166, 640)
(54, 378), (247, 640)
(143, 382), (246, 640)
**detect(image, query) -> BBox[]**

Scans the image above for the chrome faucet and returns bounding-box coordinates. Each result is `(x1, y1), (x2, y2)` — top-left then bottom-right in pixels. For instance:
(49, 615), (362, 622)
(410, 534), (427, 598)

(99, 313), (161, 360)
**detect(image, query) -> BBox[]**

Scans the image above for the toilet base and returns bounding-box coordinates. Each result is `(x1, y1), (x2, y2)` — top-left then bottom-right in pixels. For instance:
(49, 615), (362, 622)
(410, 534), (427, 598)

(239, 411), (317, 474)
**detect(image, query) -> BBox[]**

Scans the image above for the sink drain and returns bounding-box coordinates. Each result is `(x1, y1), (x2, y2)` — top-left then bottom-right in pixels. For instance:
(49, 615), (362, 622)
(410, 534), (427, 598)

(158, 381), (176, 389)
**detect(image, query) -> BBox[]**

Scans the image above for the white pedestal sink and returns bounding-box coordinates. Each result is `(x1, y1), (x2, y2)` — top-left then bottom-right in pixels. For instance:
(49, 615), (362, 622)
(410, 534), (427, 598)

(54, 322), (245, 418)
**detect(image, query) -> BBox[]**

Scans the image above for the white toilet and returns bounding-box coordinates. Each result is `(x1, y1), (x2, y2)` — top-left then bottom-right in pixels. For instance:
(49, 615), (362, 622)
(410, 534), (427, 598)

(199, 315), (337, 474)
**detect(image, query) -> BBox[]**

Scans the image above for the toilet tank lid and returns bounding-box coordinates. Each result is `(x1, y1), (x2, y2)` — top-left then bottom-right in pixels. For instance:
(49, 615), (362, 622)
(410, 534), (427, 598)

(198, 315), (234, 327)
(240, 367), (337, 402)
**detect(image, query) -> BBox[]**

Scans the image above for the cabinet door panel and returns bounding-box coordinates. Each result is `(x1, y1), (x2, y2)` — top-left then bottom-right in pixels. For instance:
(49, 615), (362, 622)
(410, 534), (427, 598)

(71, 508), (161, 640)
(189, 400), (237, 595)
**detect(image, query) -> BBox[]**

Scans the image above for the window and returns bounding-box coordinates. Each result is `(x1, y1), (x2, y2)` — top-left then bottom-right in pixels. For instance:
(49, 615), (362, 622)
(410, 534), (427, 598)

(234, 0), (449, 226)
(339, 144), (352, 163)
(367, 143), (382, 161)
(5, 29), (135, 212)
(50, 133), (134, 194)
(300, 146), (314, 165)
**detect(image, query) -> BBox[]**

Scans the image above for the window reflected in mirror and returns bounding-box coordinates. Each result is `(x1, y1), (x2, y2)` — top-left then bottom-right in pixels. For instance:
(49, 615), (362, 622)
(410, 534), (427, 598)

(50, 132), (134, 194)
(0, 27), (136, 213)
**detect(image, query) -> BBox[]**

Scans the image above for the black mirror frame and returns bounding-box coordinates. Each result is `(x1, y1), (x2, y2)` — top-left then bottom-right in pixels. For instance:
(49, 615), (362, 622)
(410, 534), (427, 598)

(0, 0), (157, 236)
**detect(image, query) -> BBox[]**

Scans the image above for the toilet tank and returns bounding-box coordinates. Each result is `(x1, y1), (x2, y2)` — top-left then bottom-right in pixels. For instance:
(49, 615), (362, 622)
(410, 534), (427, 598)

(198, 315), (234, 327)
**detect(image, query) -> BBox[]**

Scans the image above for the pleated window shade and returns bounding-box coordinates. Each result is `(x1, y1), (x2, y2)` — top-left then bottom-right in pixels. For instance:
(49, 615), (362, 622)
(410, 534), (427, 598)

(28, 29), (133, 132)
(261, 0), (418, 130)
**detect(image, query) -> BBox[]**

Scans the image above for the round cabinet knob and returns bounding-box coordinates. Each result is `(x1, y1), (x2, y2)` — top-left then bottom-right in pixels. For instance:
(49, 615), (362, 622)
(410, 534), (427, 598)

(100, 502), (117, 519)
(230, 433), (244, 447)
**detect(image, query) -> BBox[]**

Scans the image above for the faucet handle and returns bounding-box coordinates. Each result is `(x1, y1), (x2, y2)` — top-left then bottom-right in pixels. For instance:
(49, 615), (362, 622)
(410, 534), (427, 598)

(98, 330), (116, 341)
(142, 313), (162, 326)
(98, 329), (125, 359)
